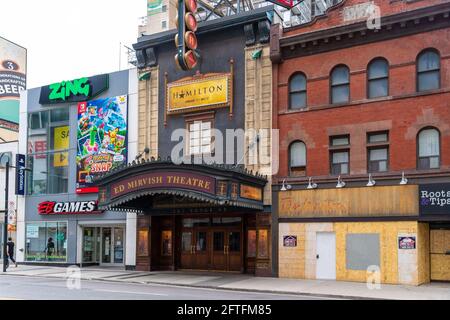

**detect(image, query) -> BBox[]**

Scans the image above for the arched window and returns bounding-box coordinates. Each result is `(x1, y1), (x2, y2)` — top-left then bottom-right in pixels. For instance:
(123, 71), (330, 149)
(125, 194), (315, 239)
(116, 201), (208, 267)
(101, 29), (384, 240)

(418, 128), (440, 169)
(330, 65), (350, 104)
(368, 58), (389, 98)
(289, 73), (307, 109)
(289, 141), (306, 176)
(417, 49), (440, 92)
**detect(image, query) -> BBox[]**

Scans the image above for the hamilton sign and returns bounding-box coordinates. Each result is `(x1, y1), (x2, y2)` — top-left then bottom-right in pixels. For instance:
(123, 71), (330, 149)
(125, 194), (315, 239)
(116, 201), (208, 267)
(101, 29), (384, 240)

(38, 200), (101, 215)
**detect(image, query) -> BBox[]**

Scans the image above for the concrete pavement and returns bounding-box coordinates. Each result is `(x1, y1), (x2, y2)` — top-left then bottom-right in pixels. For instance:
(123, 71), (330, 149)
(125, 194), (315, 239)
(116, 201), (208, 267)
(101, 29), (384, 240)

(1, 264), (450, 300)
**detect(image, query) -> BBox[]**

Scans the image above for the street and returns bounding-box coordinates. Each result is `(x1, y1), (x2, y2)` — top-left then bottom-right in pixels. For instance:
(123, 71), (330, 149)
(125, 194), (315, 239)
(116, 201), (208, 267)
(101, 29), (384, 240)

(0, 275), (336, 300)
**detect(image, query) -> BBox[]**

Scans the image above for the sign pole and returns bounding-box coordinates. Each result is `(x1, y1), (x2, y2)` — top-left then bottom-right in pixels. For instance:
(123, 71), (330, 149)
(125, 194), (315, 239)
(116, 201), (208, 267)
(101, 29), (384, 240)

(3, 161), (9, 272)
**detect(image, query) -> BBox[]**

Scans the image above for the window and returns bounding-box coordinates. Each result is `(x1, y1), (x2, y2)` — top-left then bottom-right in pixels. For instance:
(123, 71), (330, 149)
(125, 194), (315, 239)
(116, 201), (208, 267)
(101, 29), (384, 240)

(331, 65), (350, 104)
(418, 128), (440, 169)
(367, 132), (389, 173)
(161, 20), (167, 29)
(188, 120), (212, 155)
(289, 141), (306, 176)
(330, 135), (350, 175)
(162, 5), (167, 12)
(27, 109), (69, 195)
(289, 73), (307, 109)
(25, 222), (67, 262)
(368, 58), (389, 98)
(417, 49), (440, 92)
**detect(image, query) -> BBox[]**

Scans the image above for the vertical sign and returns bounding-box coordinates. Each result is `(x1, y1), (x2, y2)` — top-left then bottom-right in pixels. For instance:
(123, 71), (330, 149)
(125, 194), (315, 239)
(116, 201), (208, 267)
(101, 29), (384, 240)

(15, 153), (26, 195)
(0, 37), (26, 127)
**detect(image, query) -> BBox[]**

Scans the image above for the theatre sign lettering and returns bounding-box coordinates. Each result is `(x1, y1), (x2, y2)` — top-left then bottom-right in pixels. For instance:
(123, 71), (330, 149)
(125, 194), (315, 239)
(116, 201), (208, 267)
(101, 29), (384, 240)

(111, 172), (216, 198)
(95, 161), (267, 212)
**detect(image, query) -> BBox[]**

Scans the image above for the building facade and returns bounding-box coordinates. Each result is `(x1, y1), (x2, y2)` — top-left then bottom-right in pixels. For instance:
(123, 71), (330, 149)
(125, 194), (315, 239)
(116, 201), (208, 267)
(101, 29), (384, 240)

(96, 7), (275, 275)
(271, 0), (450, 285)
(17, 69), (138, 267)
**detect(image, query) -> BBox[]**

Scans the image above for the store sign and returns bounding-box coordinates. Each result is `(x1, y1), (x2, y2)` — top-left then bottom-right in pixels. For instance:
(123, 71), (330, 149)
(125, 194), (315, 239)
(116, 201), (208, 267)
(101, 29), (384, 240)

(38, 200), (100, 215)
(39, 74), (109, 104)
(15, 153), (26, 195)
(419, 183), (450, 215)
(167, 74), (230, 114)
(283, 235), (297, 247)
(110, 172), (216, 199)
(76, 96), (128, 194)
(398, 236), (416, 250)
(240, 184), (263, 201)
(266, 0), (293, 9)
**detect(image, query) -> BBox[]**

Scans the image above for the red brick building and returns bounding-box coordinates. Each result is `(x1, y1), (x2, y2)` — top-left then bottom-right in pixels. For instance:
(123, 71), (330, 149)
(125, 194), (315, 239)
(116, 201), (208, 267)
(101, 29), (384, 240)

(271, 0), (450, 284)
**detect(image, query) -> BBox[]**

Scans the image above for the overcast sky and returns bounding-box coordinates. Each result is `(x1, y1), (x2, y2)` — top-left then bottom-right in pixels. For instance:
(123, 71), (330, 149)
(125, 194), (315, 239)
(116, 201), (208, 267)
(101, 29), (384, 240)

(0, 0), (147, 89)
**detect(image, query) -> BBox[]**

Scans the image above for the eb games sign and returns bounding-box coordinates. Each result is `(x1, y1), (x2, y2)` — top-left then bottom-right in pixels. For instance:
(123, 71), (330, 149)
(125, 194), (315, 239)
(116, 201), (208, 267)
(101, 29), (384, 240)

(38, 201), (101, 215)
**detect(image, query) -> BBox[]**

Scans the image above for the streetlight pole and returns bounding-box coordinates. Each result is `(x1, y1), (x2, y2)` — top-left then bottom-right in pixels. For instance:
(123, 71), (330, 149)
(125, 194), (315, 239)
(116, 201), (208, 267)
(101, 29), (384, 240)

(2, 160), (9, 273)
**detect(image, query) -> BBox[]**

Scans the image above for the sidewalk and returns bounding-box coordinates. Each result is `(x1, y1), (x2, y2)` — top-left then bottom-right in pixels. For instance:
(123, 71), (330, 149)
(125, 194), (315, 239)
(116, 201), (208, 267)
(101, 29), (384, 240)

(1, 264), (449, 300)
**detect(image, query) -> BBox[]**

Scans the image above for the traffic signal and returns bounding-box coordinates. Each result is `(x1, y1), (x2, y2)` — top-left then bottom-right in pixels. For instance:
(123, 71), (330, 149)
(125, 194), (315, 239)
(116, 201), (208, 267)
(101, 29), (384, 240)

(175, 0), (199, 70)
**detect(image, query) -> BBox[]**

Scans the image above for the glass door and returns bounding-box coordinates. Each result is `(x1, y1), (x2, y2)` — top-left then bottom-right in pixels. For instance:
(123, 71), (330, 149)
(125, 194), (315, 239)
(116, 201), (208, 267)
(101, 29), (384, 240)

(82, 227), (96, 263)
(101, 228), (112, 264)
(113, 228), (124, 264)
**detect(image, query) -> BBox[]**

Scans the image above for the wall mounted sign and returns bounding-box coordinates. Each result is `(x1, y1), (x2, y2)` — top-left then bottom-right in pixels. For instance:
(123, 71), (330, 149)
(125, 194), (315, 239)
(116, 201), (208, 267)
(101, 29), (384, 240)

(398, 236), (416, 250)
(283, 235), (297, 247)
(38, 201), (100, 215)
(15, 153), (26, 195)
(0, 37), (26, 124)
(76, 95), (128, 194)
(110, 172), (216, 199)
(240, 184), (263, 201)
(419, 183), (450, 216)
(166, 73), (232, 115)
(39, 74), (109, 104)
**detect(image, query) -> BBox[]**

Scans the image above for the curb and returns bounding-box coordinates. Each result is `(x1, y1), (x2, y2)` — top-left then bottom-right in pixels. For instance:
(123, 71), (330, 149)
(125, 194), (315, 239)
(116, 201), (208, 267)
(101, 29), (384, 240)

(1, 272), (385, 300)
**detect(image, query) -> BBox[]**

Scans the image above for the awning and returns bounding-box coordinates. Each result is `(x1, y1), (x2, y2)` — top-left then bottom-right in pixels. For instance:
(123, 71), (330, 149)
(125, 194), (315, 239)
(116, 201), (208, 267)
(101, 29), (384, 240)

(94, 158), (267, 214)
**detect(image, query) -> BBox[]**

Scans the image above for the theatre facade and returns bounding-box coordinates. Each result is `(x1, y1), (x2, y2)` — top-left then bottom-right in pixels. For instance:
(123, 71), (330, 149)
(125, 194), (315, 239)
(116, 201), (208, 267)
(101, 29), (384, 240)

(95, 7), (275, 275)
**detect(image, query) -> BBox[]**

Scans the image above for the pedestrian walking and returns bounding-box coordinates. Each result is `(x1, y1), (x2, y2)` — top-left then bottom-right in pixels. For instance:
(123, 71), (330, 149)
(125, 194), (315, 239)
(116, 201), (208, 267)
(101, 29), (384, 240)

(6, 237), (17, 267)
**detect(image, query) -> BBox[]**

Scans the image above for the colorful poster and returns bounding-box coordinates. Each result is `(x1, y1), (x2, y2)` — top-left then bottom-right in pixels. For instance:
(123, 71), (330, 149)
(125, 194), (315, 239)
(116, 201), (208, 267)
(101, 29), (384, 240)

(0, 36), (26, 125)
(76, 95), (128, 194)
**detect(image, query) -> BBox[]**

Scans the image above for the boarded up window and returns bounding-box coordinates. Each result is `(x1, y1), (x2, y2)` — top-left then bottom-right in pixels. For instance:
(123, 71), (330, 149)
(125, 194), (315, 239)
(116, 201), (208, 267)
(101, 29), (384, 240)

(346, 233), (380, 270)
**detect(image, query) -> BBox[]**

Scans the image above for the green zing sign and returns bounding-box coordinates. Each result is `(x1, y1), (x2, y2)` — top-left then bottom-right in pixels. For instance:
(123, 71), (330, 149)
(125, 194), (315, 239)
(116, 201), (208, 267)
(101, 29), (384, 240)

(49, 78), (90, 101)
(39, 74), (109, 104)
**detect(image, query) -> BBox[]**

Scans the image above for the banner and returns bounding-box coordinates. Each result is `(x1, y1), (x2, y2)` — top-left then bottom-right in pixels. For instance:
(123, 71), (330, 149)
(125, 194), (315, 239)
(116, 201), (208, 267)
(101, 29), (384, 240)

(76, 95), (128, 194)
(53, 126), (69, 167)
(0, 36), (26, 125)
(148, 0), (163, 16)
(15, 153), (26, 195)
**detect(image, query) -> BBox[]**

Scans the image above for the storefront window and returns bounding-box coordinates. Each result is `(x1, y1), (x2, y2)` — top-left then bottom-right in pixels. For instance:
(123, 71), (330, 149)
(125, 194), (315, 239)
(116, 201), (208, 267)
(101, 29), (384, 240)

(257, 229), (269, 259)
(25, 222), (67, 262)
(27, 109), (69, 195)
(161, 230), (172, 256)
(137, 229), (149, 257)
(247, 230), (256, 258)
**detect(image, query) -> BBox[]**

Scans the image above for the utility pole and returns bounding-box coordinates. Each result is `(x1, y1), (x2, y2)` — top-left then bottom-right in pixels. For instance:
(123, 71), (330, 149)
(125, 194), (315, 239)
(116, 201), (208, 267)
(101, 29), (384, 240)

(2, 160), (9, 272)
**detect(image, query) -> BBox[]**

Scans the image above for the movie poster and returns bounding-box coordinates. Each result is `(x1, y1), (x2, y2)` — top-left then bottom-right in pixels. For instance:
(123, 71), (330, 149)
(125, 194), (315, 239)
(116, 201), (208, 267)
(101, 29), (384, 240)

(76, 95), (128, 194)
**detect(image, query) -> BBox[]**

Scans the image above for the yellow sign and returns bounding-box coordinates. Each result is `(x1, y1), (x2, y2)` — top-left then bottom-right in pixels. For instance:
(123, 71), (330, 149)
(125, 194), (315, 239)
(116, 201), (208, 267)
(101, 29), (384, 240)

(167, 74), (230, 113)
(240, 184), (263, 201)
(53, 126), (69, 167)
